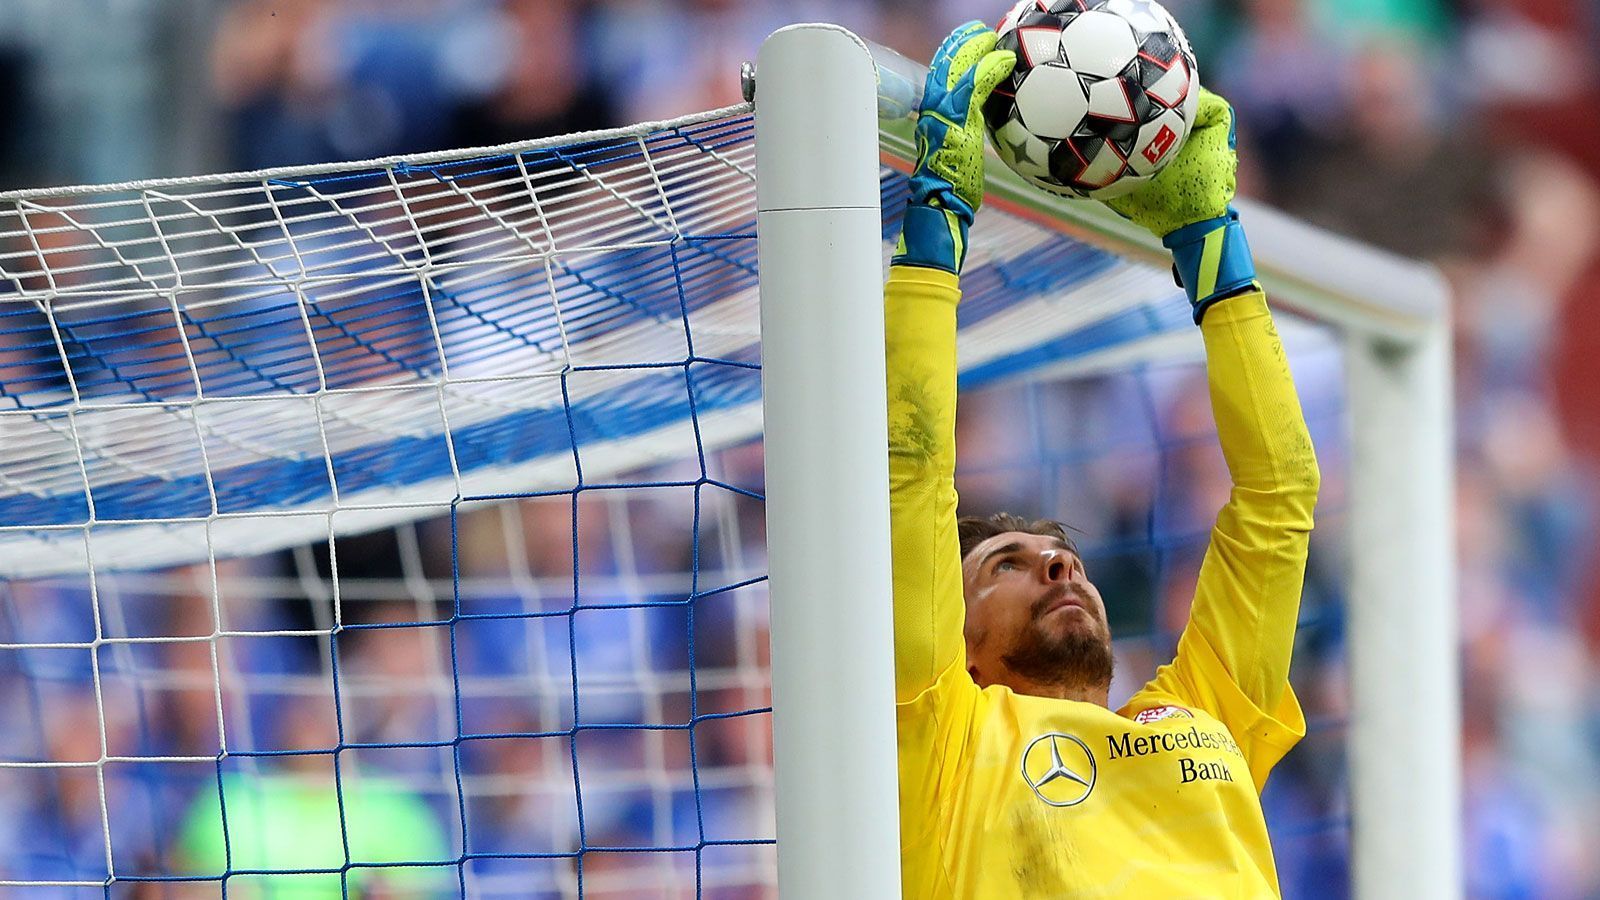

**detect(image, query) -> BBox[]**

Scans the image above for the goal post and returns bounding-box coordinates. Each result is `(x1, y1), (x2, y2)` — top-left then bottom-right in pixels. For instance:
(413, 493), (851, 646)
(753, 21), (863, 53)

(1345, 321), (1457, 900)
(753, 24), (904, 899)
(753, 22), (1458, 899)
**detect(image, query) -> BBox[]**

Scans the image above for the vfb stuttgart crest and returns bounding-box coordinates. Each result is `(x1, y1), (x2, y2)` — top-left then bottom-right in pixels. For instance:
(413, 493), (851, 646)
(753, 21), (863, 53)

(1133, 705), (1194, 725)
(1020, 732), (1097, 808)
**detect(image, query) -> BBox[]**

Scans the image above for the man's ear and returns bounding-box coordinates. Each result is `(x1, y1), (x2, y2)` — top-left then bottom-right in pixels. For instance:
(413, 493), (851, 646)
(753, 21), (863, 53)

(967, 664), (980, 683)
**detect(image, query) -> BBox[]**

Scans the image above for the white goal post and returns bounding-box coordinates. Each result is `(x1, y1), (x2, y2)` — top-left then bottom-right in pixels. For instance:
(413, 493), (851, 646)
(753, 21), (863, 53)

(752, 23), (1458, 900)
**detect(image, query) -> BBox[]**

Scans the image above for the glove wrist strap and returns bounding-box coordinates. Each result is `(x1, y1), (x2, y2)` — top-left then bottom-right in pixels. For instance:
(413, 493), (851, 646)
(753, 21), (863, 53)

(1163, 207), (1257, 324)
(893, 203), (970, 275)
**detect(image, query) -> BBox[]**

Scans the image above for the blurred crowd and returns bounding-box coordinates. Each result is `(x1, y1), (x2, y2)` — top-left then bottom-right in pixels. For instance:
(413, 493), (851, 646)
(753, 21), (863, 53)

(0, 0), (1595, 897)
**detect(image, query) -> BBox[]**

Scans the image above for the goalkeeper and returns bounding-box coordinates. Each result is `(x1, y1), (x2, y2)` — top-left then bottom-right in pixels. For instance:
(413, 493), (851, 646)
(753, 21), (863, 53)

(889, 22), (1319, 897)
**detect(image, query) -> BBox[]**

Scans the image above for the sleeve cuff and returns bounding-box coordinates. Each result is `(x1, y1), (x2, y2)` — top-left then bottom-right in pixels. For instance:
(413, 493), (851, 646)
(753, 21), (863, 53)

(1195, 286), (1270, 331)
(888, 263), (962, 305)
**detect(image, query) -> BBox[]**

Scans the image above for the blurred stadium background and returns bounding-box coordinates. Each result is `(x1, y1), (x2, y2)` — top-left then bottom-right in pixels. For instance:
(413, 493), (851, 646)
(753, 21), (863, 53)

(0, 0), (1596, 897)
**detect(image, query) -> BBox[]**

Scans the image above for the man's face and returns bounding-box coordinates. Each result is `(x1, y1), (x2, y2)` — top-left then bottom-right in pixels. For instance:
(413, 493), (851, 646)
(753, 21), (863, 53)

(961, 531), (1113, 691)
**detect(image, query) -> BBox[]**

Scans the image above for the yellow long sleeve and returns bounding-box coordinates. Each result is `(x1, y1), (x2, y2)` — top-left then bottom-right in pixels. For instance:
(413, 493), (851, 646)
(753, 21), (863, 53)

(887, 264), (980, 899)
(1131, 288), (1319, 787)
(885, 264), (968, 704)
(1196, 289), (1320, 708)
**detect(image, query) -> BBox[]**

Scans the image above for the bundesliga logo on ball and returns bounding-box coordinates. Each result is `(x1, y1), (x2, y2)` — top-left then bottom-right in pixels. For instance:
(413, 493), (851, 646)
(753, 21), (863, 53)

(984, 0), (1199, 199)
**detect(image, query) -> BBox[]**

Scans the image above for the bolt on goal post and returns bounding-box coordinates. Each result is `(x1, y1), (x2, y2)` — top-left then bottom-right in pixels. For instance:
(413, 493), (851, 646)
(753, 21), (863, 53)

(752, 22), (1459, 900)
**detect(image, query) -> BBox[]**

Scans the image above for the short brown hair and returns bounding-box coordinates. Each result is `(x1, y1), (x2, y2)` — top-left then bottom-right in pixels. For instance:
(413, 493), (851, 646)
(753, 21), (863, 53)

(957, 513), (1079, 562)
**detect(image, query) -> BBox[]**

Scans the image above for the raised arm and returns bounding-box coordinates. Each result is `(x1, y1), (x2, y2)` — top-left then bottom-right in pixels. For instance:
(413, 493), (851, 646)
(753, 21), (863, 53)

(887, 24), (1015, 703)
(1183, 284), (1318, 709)
(887, 264), (965, 701)
(1108, 91), (1318, 781)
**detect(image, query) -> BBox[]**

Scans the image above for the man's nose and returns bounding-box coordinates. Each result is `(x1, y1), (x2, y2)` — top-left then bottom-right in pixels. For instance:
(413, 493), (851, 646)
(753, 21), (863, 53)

(1041, 551), (1067, 583)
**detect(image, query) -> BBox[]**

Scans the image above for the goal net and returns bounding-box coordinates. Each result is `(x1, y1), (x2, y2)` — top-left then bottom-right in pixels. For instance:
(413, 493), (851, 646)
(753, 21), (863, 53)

(0, 25), (1452, 900)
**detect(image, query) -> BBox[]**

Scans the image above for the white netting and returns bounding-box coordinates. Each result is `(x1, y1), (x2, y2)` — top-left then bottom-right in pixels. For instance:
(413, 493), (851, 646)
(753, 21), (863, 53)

(0, 107), (763, 578)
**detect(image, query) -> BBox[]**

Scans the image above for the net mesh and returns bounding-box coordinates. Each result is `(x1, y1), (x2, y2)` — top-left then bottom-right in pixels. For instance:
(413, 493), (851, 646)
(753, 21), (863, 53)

(0, 105), (1350, 897)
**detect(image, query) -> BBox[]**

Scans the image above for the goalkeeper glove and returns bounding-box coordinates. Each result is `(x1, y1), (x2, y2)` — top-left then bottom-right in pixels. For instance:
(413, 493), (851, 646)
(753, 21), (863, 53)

(1104, 89), (1258, 323)
(892, 21), (1016, 275)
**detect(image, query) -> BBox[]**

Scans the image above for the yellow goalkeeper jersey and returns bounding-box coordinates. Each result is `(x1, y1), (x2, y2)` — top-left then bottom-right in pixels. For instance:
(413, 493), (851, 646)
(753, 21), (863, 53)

(886, 265), (1319, 898)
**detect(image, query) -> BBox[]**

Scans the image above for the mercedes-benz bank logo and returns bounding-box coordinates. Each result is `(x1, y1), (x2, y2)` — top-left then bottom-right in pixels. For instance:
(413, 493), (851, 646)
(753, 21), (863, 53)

(1020, 732), (1097, 807)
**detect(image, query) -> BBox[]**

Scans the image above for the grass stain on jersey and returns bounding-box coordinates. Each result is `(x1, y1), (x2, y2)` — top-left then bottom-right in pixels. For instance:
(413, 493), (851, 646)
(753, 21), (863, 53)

(1008, 805), (1077, 897)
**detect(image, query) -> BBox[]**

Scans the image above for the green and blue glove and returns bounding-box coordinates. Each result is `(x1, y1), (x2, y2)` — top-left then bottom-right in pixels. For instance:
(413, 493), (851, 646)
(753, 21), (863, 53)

(893, 21), (1016, 275)
(1105, 89), (1258, 323)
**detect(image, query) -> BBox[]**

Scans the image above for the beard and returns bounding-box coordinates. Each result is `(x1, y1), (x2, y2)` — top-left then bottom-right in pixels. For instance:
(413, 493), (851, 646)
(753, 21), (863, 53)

(1001, 585), (1114, 693)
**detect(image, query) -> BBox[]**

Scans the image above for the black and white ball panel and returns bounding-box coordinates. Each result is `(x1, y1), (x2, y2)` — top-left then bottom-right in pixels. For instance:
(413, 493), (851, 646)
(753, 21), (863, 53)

(1056, 11), (1139, 79)
(1014, 64), (1088, 139)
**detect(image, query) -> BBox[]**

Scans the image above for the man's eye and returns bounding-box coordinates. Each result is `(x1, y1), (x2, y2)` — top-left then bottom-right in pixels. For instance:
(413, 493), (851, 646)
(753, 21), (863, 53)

(996, 560), (1017, 572)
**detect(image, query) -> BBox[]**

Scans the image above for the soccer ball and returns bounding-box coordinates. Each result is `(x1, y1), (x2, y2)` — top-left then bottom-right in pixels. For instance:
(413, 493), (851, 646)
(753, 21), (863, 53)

(984, 0), (1199, 199)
